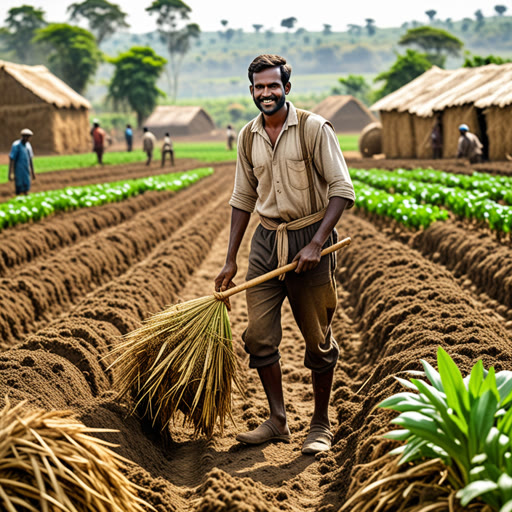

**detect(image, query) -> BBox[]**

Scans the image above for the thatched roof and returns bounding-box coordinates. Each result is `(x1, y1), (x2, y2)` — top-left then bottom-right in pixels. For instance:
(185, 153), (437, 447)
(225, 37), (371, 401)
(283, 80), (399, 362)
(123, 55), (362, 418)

(371, 63), (512, 117)
(145, 105), (214, 128)
(312, 95), (378, 133)
(0, 60), (90, 109)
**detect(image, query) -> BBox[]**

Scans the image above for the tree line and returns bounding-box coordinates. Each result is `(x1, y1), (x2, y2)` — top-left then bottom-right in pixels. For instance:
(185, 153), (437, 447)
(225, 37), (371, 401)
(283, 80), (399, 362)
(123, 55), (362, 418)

(0, 0), (199, 126)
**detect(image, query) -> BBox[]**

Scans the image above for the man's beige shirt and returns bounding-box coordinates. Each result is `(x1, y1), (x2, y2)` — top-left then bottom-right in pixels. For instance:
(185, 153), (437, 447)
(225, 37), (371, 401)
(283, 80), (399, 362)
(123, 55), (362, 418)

(229, 102), (355, 222)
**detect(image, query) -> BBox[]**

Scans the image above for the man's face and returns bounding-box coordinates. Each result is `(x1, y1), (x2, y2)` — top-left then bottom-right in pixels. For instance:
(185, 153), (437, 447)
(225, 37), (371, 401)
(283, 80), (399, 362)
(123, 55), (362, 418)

(21, 135), (31, 144)
(250, 66), (291, 116)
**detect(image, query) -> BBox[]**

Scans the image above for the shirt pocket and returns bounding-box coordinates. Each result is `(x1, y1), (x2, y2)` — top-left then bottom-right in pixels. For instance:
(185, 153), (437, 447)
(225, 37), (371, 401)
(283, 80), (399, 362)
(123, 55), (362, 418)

(286, 158), (310, 190)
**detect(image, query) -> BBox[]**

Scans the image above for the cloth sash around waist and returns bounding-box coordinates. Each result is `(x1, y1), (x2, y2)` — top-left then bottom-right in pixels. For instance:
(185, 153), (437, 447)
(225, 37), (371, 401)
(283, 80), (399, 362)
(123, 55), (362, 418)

(259, 207), (327, 280)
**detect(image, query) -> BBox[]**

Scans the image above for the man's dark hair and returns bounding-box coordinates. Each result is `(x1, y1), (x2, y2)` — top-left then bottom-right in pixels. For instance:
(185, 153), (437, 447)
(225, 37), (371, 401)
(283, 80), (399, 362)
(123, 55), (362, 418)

(248, 54), (292, 86)
(143, 127), (148, 132)
(165, 132), (169, 136)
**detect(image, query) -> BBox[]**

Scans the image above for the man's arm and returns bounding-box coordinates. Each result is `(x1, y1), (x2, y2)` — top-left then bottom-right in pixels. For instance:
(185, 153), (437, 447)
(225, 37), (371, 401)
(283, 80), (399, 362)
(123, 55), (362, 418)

(30, 158), (35, 180)
(8, 159), (14, 181)
(214, 207), (251, 292)
(293, 196), (349, 273)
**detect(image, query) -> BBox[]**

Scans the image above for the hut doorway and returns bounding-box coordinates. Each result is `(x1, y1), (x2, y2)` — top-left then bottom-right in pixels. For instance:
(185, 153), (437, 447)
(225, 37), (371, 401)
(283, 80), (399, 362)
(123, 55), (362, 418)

(476, 108), (489, 161)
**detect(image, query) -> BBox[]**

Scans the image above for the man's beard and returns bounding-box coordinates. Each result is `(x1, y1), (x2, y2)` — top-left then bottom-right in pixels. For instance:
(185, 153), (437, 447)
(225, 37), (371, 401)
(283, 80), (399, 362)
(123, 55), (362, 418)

(253, 93), (286, 115)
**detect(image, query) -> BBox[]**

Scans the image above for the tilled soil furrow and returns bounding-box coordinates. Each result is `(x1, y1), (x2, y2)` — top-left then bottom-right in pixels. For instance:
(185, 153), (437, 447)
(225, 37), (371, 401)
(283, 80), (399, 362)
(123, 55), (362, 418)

(0, 190), (231, 413)
(320, 211), (512, 504)
(0, 190), (175, 275)
(0, 171), (232, 349)
(413, 220), (512, 314)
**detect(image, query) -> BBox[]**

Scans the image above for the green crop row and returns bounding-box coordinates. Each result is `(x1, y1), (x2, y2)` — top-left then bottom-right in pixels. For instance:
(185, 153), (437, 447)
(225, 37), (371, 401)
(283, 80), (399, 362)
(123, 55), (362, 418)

(352, 169), (512, 234)
(0, 167), (213, 232)
(394, 168), (512, 204)
(379, 347), (512, 511)
(353, 180), (449, 229)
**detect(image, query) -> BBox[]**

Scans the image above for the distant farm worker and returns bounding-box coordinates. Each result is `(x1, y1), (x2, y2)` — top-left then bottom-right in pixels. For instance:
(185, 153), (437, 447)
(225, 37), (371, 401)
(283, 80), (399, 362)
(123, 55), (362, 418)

(91, 119), (106, 165)
(430, 115), (442, 159)
(125, 124), (133, 152)
(8, 128), (36, 196)
(142, 127), (157, 166)
(457, 124), (483, 164)
(215, 54), (355, 455)
(161, 132), (175, 167)
(226, 124), (236, 150)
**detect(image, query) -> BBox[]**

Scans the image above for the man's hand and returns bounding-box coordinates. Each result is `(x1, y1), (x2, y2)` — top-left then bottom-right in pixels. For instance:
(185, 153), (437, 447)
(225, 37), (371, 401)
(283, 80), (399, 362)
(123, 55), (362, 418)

(8, 172), (13, 181)
(215, 261), (238, 292)
(293, 241), (322, 273)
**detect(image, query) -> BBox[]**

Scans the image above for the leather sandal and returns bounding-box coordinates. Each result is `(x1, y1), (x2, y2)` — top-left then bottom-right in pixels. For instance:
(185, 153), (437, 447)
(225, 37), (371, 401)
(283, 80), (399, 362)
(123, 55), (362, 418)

(301, 425), (333, 455)
(236, 419), (291, 445)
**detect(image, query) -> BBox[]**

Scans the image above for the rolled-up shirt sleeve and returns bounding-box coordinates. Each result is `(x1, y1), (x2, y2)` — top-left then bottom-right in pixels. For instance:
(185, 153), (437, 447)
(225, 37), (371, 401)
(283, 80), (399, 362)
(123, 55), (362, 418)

(313, 124), (356, 209)
(229, 129), (259, 213)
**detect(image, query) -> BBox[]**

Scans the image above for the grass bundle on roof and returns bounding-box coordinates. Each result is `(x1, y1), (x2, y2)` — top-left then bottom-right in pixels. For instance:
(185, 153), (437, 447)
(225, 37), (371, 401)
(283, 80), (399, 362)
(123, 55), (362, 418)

(0, 398), (152, 512)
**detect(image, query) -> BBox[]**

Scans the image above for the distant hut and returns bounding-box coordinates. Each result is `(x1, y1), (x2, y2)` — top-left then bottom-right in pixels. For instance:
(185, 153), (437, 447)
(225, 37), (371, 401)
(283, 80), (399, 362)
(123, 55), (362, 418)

(0, 60), (90, 154)
(371, 63), (512, 161)
(311, 95), (378, 133)
(145, 106), (216, 138)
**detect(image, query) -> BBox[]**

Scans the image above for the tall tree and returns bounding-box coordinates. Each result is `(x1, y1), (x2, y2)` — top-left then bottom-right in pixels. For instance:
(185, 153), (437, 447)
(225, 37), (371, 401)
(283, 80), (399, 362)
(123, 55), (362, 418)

(252, 24), (263, 33)
(425, 10), (437, 22)
(374, 49), (432, 99)
(0, 5), (47, 63)
(146, 0), (200, 102)
(494, 5), (507, 16)
(108, 46), (166, 126)
(323, 24), (332, 36)
(33, 23), (102, 93)
(334, 74), (370, 103)
(220, 19), (228, 27)
(280, 17), (297, 32)
(365, 18), (376, 36)
(474, 9), (485, 30)
(67, 0), (129, 45)
(398, 26), (463, 67)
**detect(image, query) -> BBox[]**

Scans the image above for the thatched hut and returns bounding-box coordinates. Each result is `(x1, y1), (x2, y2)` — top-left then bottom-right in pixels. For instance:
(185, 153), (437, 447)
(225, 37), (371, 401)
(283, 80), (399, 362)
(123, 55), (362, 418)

(0, 60), (90, 154)
(144, 106), (216, 138)
(371, 63), (512, 161)
(312, 95), (378, 133)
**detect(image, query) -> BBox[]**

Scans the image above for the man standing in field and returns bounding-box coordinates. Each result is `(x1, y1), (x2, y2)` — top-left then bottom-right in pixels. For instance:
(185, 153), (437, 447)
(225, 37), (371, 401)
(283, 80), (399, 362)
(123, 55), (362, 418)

(143, 127), (157, 166)
(91, 119), (106, 165)
(161, 132), (175, 167)
(8, 128), (36, 196)
(456, 124), (483, 164)
(215, 54), (355, 455)
(125, 124), (133, 152)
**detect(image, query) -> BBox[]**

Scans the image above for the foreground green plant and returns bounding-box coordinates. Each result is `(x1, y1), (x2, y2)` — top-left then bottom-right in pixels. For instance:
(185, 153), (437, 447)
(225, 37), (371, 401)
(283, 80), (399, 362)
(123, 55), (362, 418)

(378, 347), (512, 510)
(0, 167), (213, 231)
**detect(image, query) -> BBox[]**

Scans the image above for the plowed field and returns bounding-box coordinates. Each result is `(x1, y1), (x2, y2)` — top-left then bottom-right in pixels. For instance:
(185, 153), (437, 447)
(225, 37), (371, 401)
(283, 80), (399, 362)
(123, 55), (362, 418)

(1, 160), (512, 511)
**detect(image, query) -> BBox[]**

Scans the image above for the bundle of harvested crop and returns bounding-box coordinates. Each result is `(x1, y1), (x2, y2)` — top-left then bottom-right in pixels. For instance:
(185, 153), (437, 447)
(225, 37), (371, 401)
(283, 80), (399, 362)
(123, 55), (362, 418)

(0, 398), (152, 512)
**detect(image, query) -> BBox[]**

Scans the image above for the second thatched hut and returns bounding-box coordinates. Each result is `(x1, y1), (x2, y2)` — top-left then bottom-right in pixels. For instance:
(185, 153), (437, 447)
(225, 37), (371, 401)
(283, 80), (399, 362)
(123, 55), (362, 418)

(144, 106), (215, 138)
(371, 63), (512, 161)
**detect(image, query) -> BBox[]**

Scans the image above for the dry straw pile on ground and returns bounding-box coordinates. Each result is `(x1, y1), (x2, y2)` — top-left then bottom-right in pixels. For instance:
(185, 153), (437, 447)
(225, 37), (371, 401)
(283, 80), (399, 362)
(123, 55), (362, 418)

(0, 398), (152, 511)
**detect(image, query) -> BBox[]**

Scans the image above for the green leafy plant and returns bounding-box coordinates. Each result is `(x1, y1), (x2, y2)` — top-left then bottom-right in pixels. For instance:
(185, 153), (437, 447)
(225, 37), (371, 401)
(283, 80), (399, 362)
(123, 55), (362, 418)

(379, 347), (512, 510)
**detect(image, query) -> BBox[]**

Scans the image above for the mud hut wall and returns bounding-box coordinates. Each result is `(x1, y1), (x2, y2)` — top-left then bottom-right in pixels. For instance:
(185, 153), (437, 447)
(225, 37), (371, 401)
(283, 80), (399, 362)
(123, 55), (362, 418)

(330, 102), (375, 133)
(0, 69), (43, 107)
(413, 115), (437, 159)
(441, 105), (479, 158)
(52, 108), (90, 154)
(380, 111), (416, 158)
(485, 106), (512, 161)
(0, 104), (57, 153)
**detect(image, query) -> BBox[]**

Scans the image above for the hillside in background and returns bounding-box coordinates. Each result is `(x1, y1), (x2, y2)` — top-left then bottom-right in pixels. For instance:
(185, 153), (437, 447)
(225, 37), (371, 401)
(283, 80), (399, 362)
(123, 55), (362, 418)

(89, 15), (512, 102)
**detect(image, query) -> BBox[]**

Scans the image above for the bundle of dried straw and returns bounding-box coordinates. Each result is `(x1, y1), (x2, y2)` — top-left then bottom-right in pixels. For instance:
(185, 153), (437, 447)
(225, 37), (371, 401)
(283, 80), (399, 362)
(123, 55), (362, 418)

(0, 398), (152, 511)
(111, 237), (351, 440)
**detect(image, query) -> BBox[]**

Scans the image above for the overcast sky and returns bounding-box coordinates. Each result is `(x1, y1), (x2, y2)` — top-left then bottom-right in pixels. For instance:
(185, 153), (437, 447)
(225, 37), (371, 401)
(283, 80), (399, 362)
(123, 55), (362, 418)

(0, 0), (505, 34)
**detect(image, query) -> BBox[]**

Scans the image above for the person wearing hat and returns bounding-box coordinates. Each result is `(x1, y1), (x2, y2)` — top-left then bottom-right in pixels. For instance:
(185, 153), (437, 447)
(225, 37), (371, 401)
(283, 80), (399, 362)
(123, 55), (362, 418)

(457, 124), (483, 164)
(91, 119), (106, 165)
(8, 129), (36, 196)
